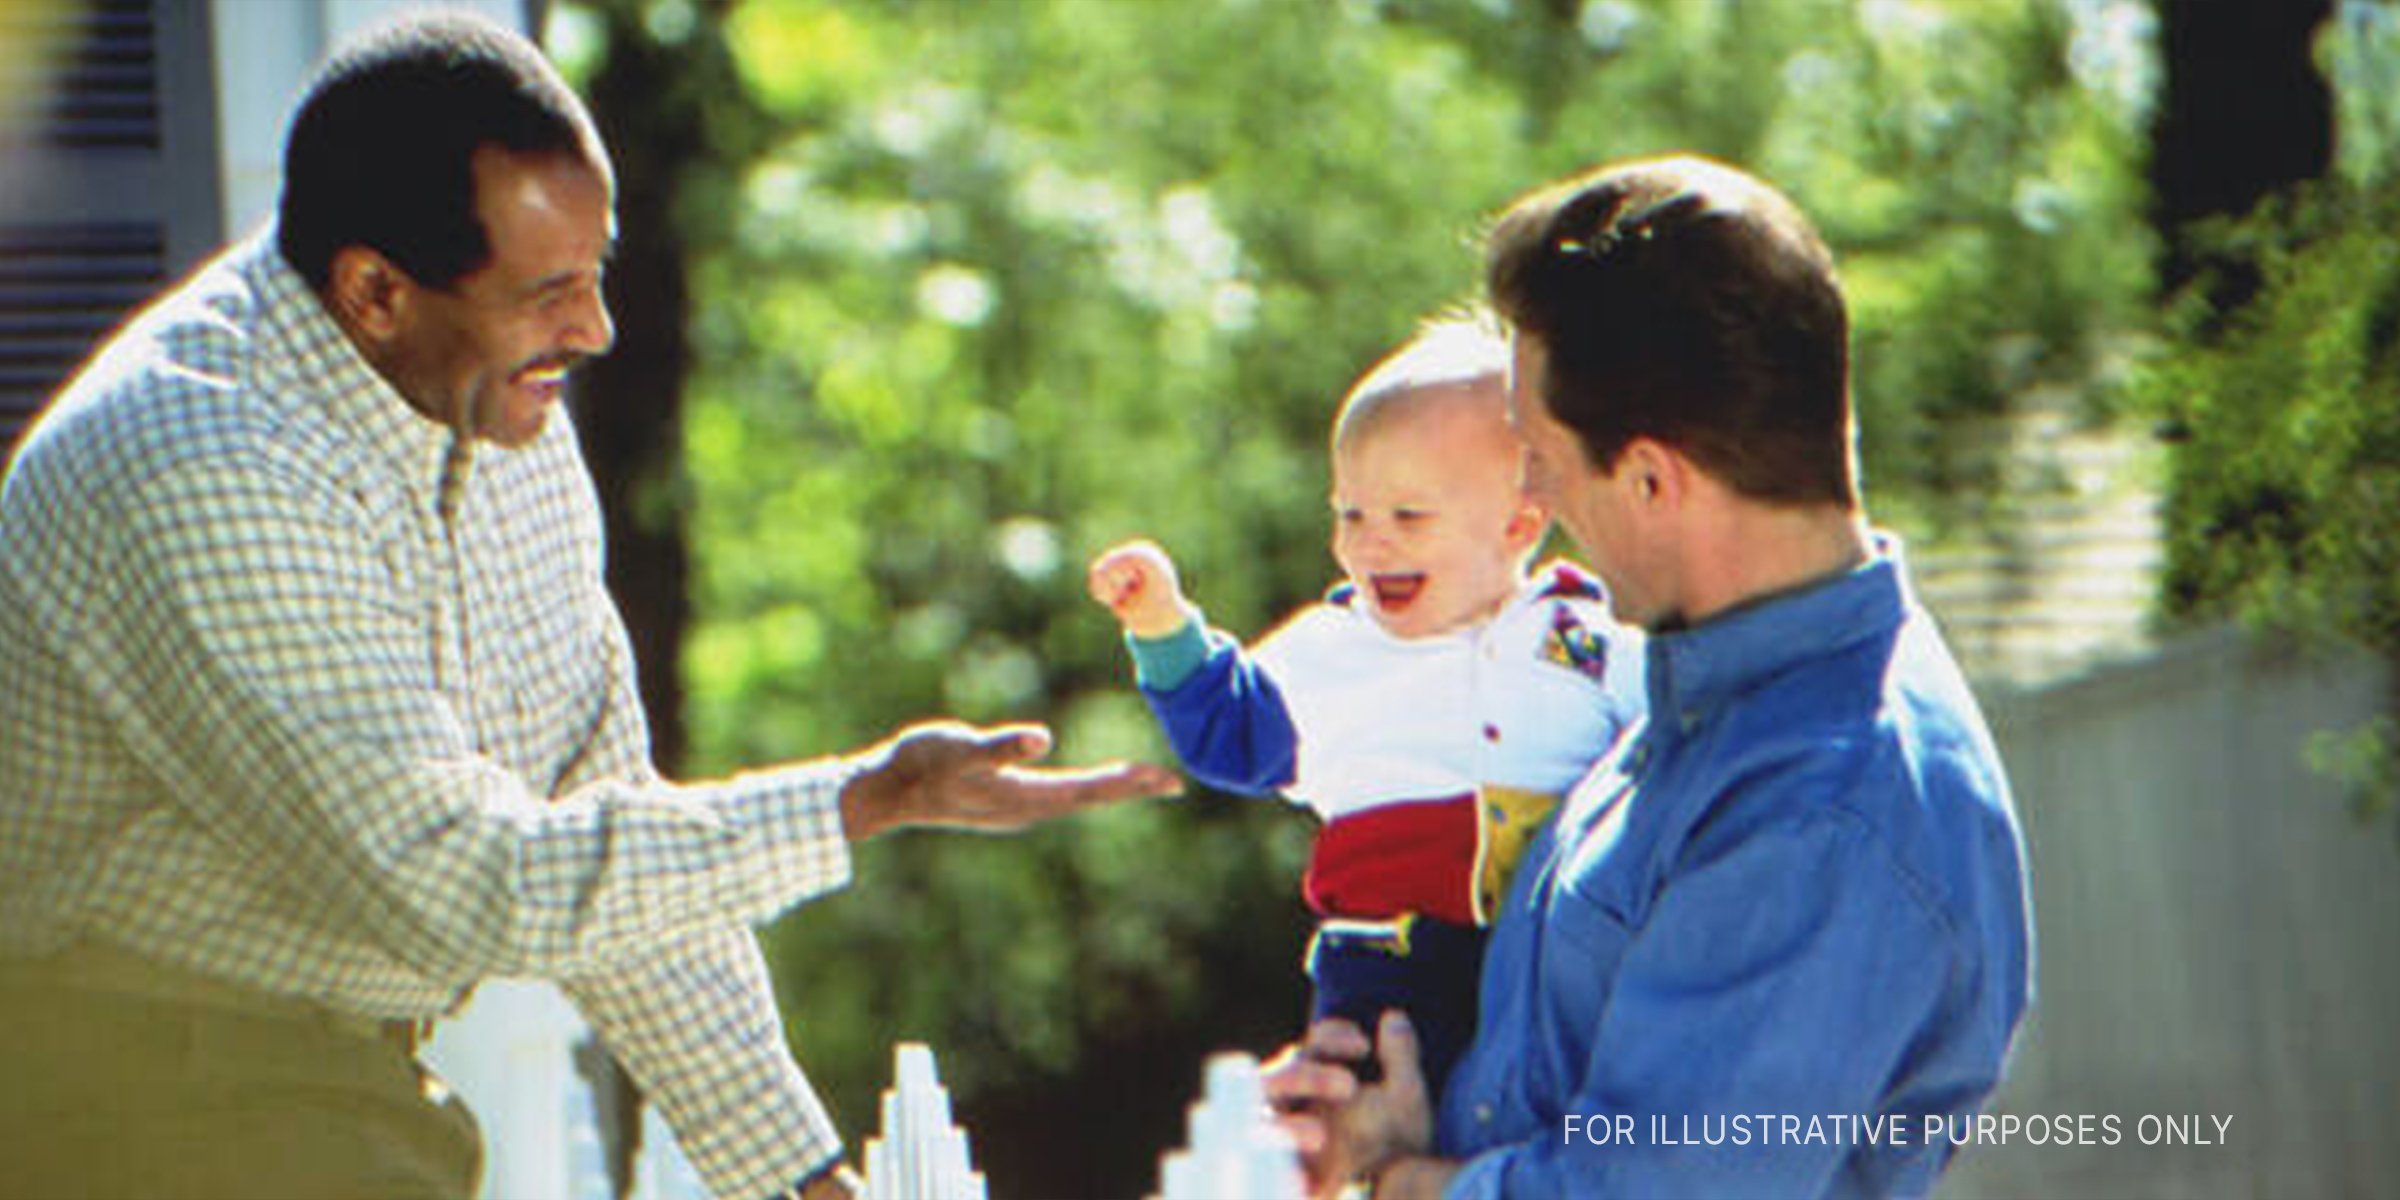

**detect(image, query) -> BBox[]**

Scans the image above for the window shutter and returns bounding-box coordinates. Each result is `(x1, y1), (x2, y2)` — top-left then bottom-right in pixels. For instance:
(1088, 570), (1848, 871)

(1, 0), (218, 456)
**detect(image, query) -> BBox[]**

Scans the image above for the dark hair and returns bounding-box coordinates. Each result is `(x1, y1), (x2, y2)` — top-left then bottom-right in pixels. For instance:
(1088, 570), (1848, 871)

(1485, 155), (1857, 509)
(277, 9), (607, 292)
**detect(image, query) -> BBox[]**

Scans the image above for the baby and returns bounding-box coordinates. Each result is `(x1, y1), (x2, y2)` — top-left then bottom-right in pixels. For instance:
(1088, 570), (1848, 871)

(1088, 314), (1645, 1095)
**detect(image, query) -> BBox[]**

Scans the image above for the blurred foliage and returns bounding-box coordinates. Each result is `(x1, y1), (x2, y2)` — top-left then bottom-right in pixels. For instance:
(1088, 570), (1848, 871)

(555, 0), (2159, 1193)
(2321, 0), (2400, 188)
(2132, 173), (2400, 837)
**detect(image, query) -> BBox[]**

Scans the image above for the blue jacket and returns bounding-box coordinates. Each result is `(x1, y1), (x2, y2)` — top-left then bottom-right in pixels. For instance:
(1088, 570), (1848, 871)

(1439, 542), (2033, 1199)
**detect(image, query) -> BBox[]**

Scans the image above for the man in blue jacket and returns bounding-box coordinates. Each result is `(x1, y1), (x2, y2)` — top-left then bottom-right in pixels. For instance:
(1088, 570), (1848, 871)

(1266, 155), (2034, 1200)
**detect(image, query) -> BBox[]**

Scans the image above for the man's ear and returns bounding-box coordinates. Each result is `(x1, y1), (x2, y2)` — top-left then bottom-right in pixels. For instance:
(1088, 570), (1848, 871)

(1615, 437), (1680, 509)
(325, 246), (413, 344)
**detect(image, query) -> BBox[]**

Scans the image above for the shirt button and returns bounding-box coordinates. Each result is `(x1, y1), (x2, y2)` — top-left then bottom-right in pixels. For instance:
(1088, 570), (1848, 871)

(1475, 1103), (1495, 1124)
(1482, 723), (1501, 743)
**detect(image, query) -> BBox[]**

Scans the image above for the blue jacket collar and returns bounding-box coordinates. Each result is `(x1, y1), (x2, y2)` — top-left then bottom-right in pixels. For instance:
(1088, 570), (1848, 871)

(1647, 534), (1911, 730)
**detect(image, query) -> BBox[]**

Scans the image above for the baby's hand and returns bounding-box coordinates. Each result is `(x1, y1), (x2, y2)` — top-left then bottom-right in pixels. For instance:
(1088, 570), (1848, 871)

(1088, 540), (1193, 639)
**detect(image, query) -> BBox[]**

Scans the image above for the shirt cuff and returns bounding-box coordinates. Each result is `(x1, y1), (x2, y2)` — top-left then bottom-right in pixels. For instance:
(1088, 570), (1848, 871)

(684, 1060), (846, 1199)
(1126, 612), (1210, 690)
(714, 758), (858, 917)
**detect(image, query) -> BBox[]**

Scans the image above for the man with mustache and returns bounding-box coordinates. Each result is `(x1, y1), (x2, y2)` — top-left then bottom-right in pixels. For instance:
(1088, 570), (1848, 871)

(0, 12), (1173, 1200)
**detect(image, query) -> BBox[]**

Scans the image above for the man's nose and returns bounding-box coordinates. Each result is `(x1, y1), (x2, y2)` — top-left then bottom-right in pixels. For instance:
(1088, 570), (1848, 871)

(565, 283), (615, 357)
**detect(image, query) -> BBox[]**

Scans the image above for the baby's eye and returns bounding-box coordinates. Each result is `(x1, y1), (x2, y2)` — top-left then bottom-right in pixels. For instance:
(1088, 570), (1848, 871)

(1394, 508), (1432, 524)
(1335, 507), (1365, 524)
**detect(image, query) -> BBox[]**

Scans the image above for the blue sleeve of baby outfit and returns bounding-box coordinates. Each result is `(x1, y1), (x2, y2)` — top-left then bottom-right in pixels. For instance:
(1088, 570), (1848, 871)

(1128, 620), (1299, 797)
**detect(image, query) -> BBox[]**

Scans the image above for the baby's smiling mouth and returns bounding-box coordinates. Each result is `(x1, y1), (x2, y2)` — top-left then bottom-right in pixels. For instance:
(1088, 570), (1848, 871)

(1371, 573), (1426, 610)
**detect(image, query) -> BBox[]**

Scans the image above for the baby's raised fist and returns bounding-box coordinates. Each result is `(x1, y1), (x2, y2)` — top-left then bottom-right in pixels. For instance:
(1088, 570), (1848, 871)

(1087, 540), (1191, 639)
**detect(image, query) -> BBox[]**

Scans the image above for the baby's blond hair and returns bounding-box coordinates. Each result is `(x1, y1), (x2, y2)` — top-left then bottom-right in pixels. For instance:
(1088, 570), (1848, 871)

(1332, 308), (1511, 453)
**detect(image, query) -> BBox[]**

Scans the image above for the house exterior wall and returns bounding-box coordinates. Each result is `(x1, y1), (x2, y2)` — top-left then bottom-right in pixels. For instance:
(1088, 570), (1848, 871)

(1946, 628), (2400, 1198)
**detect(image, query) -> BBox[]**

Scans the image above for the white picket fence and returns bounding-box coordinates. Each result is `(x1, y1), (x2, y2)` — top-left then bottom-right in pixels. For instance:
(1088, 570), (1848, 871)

(424, 981), (711, 1200)
(862, 1044), (986, 1200)
(1152, 1053), (1307, 1200)
(860, 1042), (1303, 1200)
(427, 987), (1301, 1200)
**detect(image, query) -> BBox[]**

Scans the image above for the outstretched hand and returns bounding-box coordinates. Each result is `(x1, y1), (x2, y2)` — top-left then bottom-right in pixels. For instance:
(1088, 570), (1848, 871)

(838, 720), (1182, 841)
(1263, 1012), (1441, 1199)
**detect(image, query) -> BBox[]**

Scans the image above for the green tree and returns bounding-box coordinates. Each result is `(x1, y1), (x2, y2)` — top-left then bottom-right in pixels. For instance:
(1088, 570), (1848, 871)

(2131, 3), (2400, 838)
(2138, 178), (2400, 836)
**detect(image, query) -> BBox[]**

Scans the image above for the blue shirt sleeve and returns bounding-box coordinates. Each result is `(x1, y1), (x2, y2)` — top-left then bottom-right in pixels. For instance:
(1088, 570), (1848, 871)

(1130, 622), (1300, 798)
(1448, 815), (1954, 1200)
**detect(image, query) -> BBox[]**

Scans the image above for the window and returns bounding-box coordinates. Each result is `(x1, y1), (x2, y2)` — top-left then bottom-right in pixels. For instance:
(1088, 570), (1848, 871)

(1, 0), (220, 455)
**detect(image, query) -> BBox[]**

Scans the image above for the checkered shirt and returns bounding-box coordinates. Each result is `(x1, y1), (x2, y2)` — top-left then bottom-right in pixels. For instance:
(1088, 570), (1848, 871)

(0, 231), (855, 1199)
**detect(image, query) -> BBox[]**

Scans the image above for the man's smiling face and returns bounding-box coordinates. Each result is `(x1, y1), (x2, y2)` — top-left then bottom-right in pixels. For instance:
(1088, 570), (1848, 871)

(381, 145), (616, 447)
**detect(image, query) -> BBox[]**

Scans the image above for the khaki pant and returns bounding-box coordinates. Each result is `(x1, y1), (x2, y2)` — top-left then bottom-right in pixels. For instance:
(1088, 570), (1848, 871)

(0, 946), (482, 1200)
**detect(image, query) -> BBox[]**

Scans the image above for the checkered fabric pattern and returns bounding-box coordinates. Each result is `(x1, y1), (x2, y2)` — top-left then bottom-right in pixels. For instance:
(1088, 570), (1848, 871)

(0, 230), (854, 1199)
